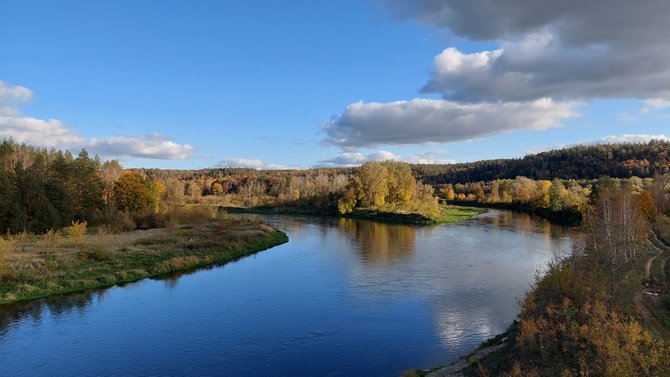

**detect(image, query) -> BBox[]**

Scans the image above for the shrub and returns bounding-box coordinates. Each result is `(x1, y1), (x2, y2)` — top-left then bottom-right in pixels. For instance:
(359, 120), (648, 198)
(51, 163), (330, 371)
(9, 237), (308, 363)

(112, 212), (136, 232)
(41, 229), (62, 250)
(0, 236), (16, 277)
(63, 220), (87, 245)
(88, 244), (113, 261)
(96, 225), (111, 241)
(162, 205), (219, 226)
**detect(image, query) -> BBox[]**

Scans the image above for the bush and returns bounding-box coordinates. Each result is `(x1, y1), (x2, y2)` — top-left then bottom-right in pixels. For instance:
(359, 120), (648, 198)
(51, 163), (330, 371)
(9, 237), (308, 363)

(112, 212), (136, 232)
(96, 225), (111, 241)
(88, 244), (113, 261)
(0, 236), (16, 277)
(162, 205), (219, 226)
(63, 220), (87, 245)
(41, 229), (62, 250)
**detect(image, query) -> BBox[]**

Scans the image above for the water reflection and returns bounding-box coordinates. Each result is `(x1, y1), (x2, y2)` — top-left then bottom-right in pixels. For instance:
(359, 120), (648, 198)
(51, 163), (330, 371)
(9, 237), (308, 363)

(0, 269), (206, 336)
(474, 210), (570, 239)
(0, 290), (98, 336)
(0, 210), (575, 377)
(336, 218), (418, 262)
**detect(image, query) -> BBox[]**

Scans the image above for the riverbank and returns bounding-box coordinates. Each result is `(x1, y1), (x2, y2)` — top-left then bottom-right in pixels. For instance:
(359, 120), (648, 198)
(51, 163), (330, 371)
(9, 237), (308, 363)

(0, 217), (288, 305)
(445, 200), (582, 226)
(223, 204), (485, 225)
(406, 236), (670, 377)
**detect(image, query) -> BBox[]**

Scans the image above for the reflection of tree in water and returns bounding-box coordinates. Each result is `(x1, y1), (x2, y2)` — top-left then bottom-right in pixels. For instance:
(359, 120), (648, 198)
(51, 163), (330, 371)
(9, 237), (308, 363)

(336, 218), (417, 263)
(0, 289), (101, 336)
(478, 210), (568, 239)
(0, 264), (227, 336)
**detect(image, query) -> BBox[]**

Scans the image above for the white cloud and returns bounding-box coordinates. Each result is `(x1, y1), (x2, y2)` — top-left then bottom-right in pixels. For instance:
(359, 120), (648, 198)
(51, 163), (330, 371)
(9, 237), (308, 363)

(0, 81), (194, 160)
(529, 134), (669, 154)
(317, 149), (455, 167)
(0, 115), (85, 148)
(383, 0), (670, 102)
(596, 134), (668, 144)
(215, 158), (290, 170)
(641, 98), (670, 113)
(89, 135), (194, 160)
(323, 1), (670, 151)
(322, 98), (577, 148)
(317, 150), (400, 167)
(404, 151), (456, 164)
(0, 81), (32, 102)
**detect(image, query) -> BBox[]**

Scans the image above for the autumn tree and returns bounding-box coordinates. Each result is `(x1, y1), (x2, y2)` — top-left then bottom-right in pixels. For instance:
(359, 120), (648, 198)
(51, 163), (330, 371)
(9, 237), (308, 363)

(101, 160), (124, 214)
(113, 173), (158, 214)
(384, 161), (416, 202)
(358, 161), (390, 207)
(445, 187), (455, 201)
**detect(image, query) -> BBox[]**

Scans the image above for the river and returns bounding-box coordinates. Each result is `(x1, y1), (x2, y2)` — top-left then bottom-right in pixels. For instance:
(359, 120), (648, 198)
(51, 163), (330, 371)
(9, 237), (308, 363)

(0, 210), (573, 376)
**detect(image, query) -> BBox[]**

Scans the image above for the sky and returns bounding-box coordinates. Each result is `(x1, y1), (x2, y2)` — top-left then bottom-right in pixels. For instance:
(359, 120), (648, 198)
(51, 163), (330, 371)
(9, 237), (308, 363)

(1, 0), (669, 169)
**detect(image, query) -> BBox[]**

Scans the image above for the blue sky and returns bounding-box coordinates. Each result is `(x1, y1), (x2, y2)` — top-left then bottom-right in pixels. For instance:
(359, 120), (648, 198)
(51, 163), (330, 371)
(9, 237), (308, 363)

(1, 0), (669, 169)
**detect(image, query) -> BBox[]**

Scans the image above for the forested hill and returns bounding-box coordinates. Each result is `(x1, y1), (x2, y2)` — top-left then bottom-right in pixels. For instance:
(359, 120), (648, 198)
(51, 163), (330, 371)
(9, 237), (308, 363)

(413, 140), (670, 185)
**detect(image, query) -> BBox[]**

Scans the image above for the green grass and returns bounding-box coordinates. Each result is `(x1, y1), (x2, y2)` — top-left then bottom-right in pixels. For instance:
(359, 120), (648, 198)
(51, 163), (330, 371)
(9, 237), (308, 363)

(344, 204), (485, 225)
(432, 205), (486, 224)
(225, 204), (485, 225)
(0, 217), (288, 305)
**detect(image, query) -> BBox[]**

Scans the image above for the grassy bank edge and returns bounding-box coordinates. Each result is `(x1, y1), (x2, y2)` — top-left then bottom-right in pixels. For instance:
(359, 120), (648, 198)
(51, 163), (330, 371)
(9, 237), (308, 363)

(0, 230), (288, 306)
(222, 205), (486, 225)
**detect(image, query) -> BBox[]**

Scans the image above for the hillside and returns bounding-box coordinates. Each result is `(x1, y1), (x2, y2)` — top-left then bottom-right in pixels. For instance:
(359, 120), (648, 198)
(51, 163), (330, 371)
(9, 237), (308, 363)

(413, 140), (670, 184)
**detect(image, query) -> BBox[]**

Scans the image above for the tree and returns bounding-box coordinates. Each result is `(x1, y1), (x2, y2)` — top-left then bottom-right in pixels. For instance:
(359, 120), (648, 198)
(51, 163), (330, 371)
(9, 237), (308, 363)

(446, 187), (455, 201)
(101, 160), (124, 213)
(549, 179), (567, 211)
(358, 161), (390, 207)
(337, 187), (357, 214)
(636, 191), (656, 219)
(384, 161), (416, 203)
(113, 173), (158, 214)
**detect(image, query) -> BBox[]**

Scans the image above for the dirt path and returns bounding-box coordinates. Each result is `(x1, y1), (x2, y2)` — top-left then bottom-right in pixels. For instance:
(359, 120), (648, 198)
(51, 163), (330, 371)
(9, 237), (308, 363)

(634, 233), (670, 339)
(645, 233), (669, 281)
(426, 342), (506, 377)
(645, 248), (659, 280)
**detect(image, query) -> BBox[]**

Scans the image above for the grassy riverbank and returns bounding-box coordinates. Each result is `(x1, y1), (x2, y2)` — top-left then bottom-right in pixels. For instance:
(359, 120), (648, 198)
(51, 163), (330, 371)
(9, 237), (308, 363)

(0, 216), (288, 305)
(223, 204), (485, 225)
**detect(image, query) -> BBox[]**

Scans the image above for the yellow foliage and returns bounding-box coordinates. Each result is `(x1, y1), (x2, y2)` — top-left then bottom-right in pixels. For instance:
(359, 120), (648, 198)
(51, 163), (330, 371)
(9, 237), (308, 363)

(446, 187), (455, 201)
(63, 220), (87, 245)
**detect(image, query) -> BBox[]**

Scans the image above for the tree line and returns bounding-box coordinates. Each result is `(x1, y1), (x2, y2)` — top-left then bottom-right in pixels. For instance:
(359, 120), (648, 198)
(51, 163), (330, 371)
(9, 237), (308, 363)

(413, 140), (670, 185)
(0, 140), (160, 233)
(3, 138), (669, 233)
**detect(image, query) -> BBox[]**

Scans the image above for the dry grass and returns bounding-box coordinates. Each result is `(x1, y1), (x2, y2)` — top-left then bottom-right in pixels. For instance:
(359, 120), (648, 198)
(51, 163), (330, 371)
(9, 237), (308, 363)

(0, 216), (287, 304)
(41, 229), (62, 250)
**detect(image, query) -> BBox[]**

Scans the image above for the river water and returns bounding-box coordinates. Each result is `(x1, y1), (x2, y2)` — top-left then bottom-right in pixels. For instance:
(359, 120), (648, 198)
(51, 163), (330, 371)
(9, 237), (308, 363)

(0, 210), (573, 376)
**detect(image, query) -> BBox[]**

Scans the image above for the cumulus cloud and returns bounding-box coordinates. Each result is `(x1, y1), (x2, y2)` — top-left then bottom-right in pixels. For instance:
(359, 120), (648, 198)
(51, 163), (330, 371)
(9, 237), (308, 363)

(317, 150), (400, 167)
(529, 134), (669, 154)
(317, 149), (455, 167)
(404, 151), (456, 164)
(215, 158), (290, 170)
(595, 134), (668, 144)
(89, 135), (194, 160)
(322, 98), (577, 148)
(0, 81), (193, 160)
(323, 1), (669, 149)
(381, 0), (670, 102)
(0, 81), (32, 102)
(0, 115), (85, 148)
